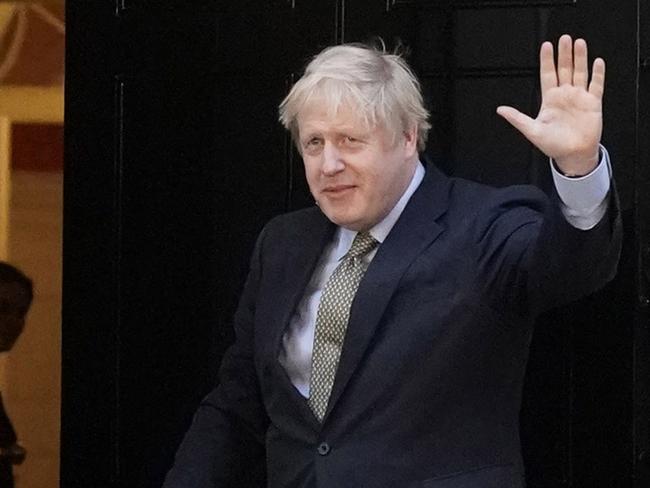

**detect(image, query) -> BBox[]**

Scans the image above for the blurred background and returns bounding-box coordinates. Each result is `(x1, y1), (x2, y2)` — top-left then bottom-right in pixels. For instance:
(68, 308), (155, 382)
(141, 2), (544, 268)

(0, 1), (64, 487)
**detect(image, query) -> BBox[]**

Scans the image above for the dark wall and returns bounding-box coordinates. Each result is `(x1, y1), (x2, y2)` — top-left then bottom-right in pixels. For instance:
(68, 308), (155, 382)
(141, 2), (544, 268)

(62, 1), (649, 486)
(635, 0), (650, 483)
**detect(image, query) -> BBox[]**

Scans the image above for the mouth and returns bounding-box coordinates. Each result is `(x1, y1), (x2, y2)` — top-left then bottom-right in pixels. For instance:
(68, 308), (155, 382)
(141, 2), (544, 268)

(322, 185), (356, 196)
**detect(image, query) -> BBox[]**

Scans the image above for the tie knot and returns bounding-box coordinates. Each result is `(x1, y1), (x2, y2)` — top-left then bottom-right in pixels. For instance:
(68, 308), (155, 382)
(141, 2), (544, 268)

(347, 232), (378, 259)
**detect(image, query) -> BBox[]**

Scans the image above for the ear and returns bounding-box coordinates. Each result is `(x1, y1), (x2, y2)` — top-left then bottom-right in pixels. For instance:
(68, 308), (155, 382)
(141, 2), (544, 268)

(402, 125), (419, 158)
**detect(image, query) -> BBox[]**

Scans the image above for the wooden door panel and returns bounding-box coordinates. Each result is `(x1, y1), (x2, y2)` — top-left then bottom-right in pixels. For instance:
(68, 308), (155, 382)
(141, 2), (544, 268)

(116, 74), (220, 483)
(451, 76), (538, 185)
(634, 2), (650, 485)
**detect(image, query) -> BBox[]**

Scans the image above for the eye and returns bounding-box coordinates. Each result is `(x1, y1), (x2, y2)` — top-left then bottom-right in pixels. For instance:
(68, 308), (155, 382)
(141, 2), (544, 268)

(342, 135), (364, 147)
(302, 137), (323, 156)
(304, 137), (322, 149)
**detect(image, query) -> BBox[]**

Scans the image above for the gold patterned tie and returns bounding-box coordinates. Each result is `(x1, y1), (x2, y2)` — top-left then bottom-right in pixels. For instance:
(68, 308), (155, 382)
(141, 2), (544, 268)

(308, 231), (379, 421)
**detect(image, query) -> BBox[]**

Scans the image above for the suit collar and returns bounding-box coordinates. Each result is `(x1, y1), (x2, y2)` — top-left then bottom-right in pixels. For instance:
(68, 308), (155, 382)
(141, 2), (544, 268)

(267, 208), (335, 431)
(267, 165), (452, 428)
(270, 208), (335, 356)
(324, 164), (451, 421)
(332, 162), (426, 261)
(368, 161), (426, 244)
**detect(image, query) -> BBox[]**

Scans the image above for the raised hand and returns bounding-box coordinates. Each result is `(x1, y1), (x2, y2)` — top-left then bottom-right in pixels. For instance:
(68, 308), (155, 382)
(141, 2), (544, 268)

(497, 35), (605, 176)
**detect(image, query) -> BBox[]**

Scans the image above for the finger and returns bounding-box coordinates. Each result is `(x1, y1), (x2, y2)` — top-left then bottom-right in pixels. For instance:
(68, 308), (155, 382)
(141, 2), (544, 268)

(588, 57), (606, 99)
(557, 34), (573, 85)
(573, 38), (589, 89)
(496, 106), (537, 140)
(539, 41), (557, 95)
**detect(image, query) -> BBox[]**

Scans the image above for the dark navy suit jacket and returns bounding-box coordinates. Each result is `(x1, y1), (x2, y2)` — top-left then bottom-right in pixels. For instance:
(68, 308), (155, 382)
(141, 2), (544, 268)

(164, 165), (621, 488)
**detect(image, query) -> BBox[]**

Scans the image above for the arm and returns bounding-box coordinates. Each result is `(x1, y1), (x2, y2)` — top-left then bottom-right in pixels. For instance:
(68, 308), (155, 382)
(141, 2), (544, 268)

(479, 36), (621, 314)
(163, 229), (269, 488)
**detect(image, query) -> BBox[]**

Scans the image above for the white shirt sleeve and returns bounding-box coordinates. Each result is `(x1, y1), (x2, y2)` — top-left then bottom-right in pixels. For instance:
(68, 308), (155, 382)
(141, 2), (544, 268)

(551, 145), (612, 230)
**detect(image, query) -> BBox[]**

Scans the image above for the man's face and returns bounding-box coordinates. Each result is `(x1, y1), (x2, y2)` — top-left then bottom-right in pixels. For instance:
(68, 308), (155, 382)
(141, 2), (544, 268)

(0, 282), (29, 352)
(297, 101), (418, 231)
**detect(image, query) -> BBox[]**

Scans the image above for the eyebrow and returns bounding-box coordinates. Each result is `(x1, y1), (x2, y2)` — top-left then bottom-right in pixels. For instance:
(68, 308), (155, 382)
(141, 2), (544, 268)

(302, 126), (369, 139)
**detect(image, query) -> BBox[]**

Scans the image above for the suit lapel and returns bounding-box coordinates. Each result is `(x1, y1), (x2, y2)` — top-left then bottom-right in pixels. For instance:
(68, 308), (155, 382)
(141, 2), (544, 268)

(268, 209), (335, 357)
(325, 166), (451, 419)
(264, 208), (334, 430)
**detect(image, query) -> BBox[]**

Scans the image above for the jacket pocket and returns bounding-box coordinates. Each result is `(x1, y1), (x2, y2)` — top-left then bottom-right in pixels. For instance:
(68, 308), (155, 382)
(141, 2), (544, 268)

(419, 464), (519, 488)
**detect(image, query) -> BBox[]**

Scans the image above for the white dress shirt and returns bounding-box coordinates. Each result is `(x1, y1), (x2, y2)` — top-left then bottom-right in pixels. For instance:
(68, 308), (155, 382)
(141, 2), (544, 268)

(279, 148), (612, 398)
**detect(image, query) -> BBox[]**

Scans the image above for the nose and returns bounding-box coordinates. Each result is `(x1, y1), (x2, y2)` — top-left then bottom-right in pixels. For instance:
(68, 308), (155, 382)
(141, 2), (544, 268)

(321, 142), (344, 176)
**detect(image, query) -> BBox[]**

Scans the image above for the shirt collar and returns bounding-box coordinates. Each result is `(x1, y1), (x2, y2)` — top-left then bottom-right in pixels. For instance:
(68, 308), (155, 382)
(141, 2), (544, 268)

(334, 162), (425, 260)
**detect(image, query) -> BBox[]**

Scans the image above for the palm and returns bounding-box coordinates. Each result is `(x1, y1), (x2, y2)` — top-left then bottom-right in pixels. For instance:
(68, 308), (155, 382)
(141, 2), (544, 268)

(497, 36), (605, 176)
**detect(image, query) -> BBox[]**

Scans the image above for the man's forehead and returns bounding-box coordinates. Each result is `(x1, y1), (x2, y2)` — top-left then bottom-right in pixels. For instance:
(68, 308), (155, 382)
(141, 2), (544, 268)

(297, 100), (373, 133)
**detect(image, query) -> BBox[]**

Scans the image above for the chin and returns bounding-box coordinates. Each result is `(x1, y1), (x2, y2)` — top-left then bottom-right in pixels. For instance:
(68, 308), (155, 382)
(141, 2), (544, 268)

(320, 204), (371, 231)
(324, 213), (356, 230)
(332, 216), (368, 231)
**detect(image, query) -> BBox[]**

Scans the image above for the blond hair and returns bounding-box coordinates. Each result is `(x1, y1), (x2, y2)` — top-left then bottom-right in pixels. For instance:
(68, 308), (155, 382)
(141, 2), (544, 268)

(279, 43), (431, 152)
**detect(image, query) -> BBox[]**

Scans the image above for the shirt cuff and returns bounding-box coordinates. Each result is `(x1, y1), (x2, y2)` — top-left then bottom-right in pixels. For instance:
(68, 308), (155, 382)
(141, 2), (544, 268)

(550, 145), (612, 230)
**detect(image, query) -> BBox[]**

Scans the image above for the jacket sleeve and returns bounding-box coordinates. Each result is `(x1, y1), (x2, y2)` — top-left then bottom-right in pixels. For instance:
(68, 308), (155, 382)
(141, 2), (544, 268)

(162, 227), (270, 488)
(475, 181), (622, 317)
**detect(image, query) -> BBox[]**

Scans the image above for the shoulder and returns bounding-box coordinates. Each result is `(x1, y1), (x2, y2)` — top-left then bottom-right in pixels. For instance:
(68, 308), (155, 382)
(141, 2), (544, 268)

(261, 206), (326, 238)
(448, 176), (548, 211)
(421, 163), (549, 216)
(434, 173), (551, 235)
(251, 206), (331, 259)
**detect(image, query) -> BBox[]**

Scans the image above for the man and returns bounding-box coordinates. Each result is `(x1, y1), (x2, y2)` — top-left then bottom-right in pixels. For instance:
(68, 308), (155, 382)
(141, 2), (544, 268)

(0, 262), (32, 487)
(164, 35), (621, 487)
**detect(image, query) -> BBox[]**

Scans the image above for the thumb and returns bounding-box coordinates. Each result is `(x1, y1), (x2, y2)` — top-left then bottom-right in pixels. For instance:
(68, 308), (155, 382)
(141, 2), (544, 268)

(496, 106), (536, 140)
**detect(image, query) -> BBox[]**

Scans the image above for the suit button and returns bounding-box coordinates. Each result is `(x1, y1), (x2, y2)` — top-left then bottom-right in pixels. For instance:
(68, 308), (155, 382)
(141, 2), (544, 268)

(317, 442), (330, 456)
